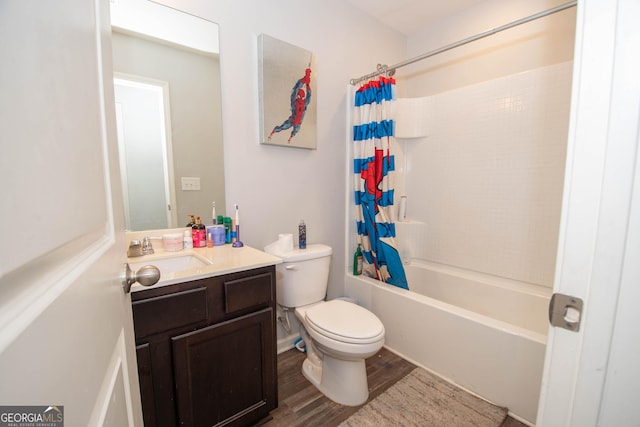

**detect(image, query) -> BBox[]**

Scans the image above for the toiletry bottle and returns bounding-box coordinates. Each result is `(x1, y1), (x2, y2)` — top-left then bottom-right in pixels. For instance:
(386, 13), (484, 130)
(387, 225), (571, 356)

(353, 244), (363, 275)
(192, 216), (206, 248)
(223, 217), (232, 244)
(186, 214), (195, 227)
(398, 196), (407, 222)
(191, 219), (201, 248)
(298, 219), (306, 249)
(183, 230), (193, 249)
(197, 216), (206, 247)
(207, 231), (214, 248)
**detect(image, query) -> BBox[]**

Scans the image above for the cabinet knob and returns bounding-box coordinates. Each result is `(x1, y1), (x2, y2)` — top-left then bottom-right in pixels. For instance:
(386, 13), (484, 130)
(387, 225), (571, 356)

(122, 263), (160, 293)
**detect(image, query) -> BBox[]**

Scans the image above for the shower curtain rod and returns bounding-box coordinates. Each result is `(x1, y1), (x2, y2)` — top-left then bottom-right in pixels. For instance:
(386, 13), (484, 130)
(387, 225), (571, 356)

(349, 0), (577, 86)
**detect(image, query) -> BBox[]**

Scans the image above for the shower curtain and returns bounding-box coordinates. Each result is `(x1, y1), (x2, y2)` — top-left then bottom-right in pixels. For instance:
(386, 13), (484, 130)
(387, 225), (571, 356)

(353, 76), (408, 290)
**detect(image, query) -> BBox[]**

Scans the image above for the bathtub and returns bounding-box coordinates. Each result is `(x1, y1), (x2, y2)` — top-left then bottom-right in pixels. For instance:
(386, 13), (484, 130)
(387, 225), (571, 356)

(345, 260), (551, 426)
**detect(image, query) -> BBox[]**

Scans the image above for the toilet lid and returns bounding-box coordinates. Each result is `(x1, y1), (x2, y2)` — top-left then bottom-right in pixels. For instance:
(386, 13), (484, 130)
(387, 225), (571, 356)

(305, 300), (384, 344)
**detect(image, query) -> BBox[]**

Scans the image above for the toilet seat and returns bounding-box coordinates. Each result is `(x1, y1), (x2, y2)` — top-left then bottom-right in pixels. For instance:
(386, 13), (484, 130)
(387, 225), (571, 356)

(304, 300), (384, 345)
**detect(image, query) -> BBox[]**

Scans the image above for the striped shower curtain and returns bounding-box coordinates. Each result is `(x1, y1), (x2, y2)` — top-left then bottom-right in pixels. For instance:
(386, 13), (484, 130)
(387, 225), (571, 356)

(353, 76), (408, 290)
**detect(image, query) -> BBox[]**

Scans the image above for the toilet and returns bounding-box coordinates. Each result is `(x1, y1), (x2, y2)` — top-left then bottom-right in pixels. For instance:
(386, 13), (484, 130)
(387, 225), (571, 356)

(270, 243), (385, 406)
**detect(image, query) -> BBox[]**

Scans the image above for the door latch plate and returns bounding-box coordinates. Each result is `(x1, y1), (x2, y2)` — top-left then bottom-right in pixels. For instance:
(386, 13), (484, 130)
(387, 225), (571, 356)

(549, 293), (583, 332)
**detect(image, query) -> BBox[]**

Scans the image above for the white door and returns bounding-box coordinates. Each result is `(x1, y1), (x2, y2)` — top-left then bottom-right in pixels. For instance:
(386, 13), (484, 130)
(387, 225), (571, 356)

(536, 0), (640, 425)
(0, 0), (143, 425)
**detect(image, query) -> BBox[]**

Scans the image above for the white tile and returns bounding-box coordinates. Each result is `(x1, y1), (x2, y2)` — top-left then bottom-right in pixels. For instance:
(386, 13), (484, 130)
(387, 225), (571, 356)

(397, 62), (573, 287)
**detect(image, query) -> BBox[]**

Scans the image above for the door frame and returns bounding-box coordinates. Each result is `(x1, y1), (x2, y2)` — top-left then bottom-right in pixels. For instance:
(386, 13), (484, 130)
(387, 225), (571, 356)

(536, 0), (640, 425)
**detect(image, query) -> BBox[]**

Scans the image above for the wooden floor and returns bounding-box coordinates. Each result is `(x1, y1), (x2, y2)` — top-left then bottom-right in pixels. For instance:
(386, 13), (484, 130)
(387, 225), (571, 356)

(265, 347), (528, 427)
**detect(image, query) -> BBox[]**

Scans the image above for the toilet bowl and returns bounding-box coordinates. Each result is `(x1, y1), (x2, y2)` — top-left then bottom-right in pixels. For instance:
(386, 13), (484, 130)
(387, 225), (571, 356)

(264, 241), (385, 406)
(296, 299), (384, 406)
(298, 299), (384, 359)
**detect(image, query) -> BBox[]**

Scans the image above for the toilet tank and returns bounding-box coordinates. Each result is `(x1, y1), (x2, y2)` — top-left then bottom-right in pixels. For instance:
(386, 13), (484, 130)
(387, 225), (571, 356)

(273, 244), (332, 308)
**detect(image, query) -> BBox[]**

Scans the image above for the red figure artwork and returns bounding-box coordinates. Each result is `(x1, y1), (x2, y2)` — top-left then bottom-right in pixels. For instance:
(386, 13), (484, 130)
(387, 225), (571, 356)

(268, 67), (312, 143)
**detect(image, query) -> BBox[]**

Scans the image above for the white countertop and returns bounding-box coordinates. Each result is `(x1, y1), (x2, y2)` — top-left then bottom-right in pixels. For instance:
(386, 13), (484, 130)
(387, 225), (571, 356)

(127, 242), (282, 292)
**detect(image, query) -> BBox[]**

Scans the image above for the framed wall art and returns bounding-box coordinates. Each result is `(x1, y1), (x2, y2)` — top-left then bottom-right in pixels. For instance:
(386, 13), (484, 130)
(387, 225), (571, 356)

(258, 34), (317, 149)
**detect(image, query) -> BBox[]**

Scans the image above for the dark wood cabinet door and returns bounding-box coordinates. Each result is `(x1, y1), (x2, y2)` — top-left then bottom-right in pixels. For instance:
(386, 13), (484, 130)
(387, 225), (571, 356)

(137, 338), (180, 427)
(136, 343), (158, 427)
(172, 308), (276, 427)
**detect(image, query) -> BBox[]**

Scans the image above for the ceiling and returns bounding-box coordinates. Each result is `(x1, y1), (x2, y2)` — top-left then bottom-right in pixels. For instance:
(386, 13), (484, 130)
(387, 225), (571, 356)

(345, 0), (487, 36)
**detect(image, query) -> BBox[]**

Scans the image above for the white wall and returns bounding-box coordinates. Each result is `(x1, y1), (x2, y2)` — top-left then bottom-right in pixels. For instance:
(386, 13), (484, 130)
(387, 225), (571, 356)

(154, 0), (407, 301)
(398, 0), (576, 97)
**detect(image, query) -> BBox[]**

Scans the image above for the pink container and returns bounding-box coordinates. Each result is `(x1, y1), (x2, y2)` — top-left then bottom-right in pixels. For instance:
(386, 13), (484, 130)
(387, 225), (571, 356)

(162, 233), (184, 251)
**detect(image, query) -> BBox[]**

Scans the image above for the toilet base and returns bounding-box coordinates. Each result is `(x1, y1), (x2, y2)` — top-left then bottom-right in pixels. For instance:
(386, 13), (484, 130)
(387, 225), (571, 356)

(301, 353), (369, 406)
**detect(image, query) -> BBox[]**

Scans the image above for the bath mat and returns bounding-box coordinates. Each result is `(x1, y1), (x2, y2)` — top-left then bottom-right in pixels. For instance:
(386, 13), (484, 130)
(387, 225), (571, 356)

(339, 368), (507, 427)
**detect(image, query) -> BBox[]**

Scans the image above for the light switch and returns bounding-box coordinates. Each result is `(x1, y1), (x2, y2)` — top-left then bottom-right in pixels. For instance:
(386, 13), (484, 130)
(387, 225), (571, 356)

(181, 177), (201, 191)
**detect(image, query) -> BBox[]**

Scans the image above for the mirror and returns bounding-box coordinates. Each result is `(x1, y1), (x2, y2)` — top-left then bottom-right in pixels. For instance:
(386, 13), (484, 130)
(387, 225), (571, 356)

(110, 0), (225, 231)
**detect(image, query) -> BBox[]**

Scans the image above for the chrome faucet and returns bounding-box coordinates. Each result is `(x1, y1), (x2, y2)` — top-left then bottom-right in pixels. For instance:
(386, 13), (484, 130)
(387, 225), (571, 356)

(127, 240), (143, 257)
(141, 236), (154, 255)
(127, 237), (154, 257)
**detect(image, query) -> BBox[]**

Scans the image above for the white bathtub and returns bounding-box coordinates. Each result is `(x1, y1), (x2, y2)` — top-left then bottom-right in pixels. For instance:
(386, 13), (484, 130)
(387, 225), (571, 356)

(345, 261), (551, 425)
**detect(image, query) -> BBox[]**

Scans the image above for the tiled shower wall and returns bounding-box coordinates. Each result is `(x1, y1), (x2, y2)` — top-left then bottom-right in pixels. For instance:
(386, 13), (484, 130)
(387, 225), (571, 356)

(394, 61), (573, 288)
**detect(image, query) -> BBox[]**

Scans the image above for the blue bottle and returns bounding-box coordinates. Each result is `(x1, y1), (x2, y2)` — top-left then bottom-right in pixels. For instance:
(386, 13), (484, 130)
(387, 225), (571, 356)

(298, 219), (306, 249)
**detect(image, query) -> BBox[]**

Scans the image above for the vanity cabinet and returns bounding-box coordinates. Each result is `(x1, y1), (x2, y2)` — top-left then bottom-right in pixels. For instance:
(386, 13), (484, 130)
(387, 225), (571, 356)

(131, 266), (277, 427)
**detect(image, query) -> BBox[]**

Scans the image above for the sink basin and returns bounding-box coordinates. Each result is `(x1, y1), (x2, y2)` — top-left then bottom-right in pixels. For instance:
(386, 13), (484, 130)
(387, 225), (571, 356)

(129, 254), (210, 275)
